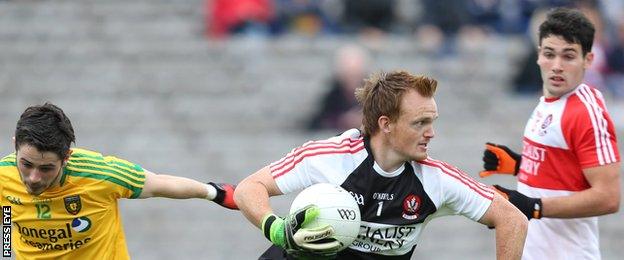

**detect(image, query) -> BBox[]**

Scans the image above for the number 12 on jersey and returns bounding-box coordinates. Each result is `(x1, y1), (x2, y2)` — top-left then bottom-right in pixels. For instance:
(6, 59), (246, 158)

(35, 203), (51, 219)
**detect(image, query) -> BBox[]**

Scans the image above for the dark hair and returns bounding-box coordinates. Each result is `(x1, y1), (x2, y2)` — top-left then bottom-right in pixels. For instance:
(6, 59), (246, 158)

(15, 103), (75, 159)
(355, 70), (437, 136)
(539, 7), (595, 56)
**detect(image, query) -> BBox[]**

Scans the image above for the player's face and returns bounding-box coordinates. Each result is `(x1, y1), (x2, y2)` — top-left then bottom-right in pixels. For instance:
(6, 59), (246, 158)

(16, 144), (66, 196)
(388, 90), (437, 161)
(537, 35), (593, 98)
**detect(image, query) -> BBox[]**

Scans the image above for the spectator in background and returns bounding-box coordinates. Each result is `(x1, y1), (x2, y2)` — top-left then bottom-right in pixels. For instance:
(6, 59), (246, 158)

(341, 0), (397, 34)
(606, 17), (624, 98)
(271, 0), (342, 36)
(306, 45), (369, 131)
(576, 0), (609, 91)
(206, 0), (275, 38)
(512, 8), (548, 94)
(415, 0), (470, 55)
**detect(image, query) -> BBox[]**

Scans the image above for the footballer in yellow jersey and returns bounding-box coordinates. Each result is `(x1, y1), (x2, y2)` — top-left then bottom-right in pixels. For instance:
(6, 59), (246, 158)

(1, 149), (144, 259)
(0, 103), (238, 259)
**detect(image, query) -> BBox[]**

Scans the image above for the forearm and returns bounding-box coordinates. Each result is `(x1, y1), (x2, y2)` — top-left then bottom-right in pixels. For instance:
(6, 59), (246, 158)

(541, 163), (620, 218)
(541, 188), (620, 218)
(494, 217), (527, 260)
(480, 194), (527, 260)
(142, 173), (209, 199)
(234, 178), (274, 228)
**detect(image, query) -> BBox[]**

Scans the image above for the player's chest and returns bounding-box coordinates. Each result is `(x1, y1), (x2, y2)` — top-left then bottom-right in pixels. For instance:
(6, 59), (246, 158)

(341, 168), (436, 225)
(2, 187), (107, 223)
(524, 104), (567, 148)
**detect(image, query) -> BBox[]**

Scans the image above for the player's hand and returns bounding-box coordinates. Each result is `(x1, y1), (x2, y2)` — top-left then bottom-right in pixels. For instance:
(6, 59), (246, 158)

(207, 182), (238, 210)
(479, 142), (522, 178)
(262, 205), (342, 257)
(493, 185), (542, 220)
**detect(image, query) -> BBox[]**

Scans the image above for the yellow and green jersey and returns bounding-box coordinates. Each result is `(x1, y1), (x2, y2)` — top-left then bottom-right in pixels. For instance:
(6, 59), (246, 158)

(0, 148), (145, 260)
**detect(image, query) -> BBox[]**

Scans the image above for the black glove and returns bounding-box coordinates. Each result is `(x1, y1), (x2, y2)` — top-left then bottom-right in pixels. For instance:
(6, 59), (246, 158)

(480, 143), (522, 178)
(207, 182), (238, 210)
(493, 185), (542, 220)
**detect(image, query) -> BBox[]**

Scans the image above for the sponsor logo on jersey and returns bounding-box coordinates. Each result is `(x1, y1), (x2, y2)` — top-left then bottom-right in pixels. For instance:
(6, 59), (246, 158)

(372, 192), (394, 201)
(519, 141), (547, 178)
(354, 224), (418, 252)
(71, 217), (91, 233)
(32, 197), (52, 204)
(401, 194), (421, 220)
(349, 191), (364, 205)
(64, 195), (81, 215)
(5, 196), (23, 205)
(337, 208), (357, 220)
(13, 217), (93, 251)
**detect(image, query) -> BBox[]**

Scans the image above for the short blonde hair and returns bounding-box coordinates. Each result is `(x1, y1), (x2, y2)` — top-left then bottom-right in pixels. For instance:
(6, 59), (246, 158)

(355, 70), (437, 136)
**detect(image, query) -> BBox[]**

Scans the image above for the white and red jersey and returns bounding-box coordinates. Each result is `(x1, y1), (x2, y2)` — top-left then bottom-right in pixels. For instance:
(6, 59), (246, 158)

(518, 84), (620, 260)
(270, 129), (494, 259)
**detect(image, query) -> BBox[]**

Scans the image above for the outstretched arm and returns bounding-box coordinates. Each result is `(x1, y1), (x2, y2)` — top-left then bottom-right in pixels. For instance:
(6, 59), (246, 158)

(139, 170), (209, 199)
(137, 170), (237, 209)
(479, 192), (528, 260)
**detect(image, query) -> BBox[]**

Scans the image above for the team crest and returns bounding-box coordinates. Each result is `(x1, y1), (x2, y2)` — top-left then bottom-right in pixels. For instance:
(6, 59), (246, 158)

(64, 195), (82, 215)
(402, 194), (421, 220)
(539, 114), (553, 136)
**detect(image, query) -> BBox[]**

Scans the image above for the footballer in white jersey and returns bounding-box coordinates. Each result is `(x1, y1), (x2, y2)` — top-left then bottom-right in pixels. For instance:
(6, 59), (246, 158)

(479, 8), (621, 260)
(270, 129), (494, 258)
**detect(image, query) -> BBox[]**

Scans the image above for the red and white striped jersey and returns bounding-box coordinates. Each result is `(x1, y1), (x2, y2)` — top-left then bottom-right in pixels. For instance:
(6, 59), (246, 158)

(518, 84), (620, 260)
(270, 129), (493, 259)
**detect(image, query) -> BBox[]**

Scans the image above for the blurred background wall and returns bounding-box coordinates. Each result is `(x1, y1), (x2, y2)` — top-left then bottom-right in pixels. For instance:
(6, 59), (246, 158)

(1, 0), (623, 259)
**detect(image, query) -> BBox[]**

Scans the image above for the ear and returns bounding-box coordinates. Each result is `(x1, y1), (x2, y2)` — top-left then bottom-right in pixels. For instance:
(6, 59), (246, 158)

(583, 52), (594, 70)
(378, 116), (392, 134)
(63, 149), (73, 163)
(12, 136), (15, 146)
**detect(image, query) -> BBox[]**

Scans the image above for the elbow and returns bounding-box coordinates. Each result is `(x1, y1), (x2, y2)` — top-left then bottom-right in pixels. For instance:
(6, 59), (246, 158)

(599, 190), (620, 214)
(604, 197), (620, 214)
(233, 179), (249, 207)
(233, 177), (260, 207)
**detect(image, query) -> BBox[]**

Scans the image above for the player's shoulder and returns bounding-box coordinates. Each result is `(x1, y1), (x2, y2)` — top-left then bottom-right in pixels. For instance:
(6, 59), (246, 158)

(417, 157), (459, 172)
(69, 148), (141, 169)
(416, 157), (472, 181)
(65, 148), (144, 183)
(568, 84), (607, 111)
(294, 128), (366, 157)
(0, 152), (16, 167)
(303, 128), (364, 147)
(563, 84), (611, 124)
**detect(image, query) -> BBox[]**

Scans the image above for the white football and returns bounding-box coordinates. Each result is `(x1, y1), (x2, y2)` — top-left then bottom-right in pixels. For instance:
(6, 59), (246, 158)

(289, 183), (361, 251)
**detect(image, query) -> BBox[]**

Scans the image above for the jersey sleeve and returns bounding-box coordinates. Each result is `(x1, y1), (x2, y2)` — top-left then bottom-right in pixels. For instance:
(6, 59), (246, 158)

(564, 88), (620, 168)
(65, 149), (146, 199)
(101, 155), (146, 199)
(0, 153), (16, 207)
(426, 160), (494, 221)
(269, 129), (366, 194)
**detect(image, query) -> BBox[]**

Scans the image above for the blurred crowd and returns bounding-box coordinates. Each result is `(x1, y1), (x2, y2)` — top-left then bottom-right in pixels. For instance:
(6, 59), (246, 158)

(204, 0), (624, 131)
